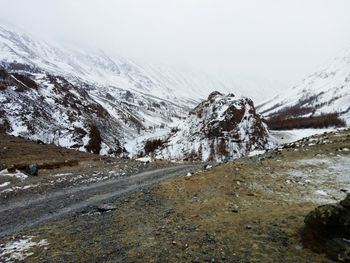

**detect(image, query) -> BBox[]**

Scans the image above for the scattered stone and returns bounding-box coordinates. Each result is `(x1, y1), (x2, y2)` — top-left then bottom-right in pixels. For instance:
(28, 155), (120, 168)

(96, 203), (118, 212)
(246, 225), (252, 230)
(226, 191), (240, 197)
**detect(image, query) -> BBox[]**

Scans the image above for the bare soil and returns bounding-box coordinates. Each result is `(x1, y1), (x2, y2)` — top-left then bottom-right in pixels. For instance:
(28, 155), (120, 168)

(0, 133), (176, 201)
(1, 129), (350, 262)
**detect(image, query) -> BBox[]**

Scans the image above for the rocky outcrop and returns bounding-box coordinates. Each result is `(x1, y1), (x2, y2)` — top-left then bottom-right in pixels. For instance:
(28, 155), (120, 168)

(153, 92), (271, 162)
(303, 194), (350, 262)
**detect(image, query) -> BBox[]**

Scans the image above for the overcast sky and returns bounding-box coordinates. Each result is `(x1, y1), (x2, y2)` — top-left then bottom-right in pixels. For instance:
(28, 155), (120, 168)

(1, 0), (350, 87)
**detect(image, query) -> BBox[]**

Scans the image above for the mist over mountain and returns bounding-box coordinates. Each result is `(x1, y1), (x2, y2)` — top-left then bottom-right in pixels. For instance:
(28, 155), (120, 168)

(259, 47), (350, 126)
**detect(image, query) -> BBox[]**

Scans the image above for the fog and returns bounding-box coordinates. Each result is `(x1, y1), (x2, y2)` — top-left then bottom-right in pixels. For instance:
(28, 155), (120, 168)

(1, 0), (350, 87)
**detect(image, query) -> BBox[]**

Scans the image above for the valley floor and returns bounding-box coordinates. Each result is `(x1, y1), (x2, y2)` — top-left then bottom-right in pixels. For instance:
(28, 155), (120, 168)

(0, 129), (350, 262)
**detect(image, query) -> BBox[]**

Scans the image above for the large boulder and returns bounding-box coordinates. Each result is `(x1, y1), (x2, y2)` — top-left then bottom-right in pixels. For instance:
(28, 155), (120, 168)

(153, 92), (272, 162)
(303, 194), (350, 262)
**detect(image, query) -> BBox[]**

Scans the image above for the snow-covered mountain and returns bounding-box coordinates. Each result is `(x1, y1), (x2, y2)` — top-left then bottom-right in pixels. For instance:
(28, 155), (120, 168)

(258, 48), (350, 125)
(0, 24), (278, 105)
(149, 92), (271, 162)
(0, 23), (278, 156)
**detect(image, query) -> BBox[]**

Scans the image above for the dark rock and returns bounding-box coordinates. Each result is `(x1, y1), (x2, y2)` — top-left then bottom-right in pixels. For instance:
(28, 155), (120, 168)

(26, 163), (39, 176)
(303, 194), (350, 261)
(96, 203), (118, 212)
(36, 139), (45, 145)
(340, 195), (350, 208)
(7, 165), (16, 173)
(325, 238), (350, 262)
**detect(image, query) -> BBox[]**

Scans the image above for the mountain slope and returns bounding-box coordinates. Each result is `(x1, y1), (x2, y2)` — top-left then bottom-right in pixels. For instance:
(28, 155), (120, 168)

(258, 48), (350, 125)
(0, 65), (186, 155)
(0, 23), (279, 156)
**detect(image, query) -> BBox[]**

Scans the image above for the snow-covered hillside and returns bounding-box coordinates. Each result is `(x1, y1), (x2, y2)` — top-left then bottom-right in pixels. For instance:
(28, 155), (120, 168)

(148, 92), (272, 162)
(258, 48), (350, 124)
(0, 23), (281, 156)
(0, 67), (185, 155)
(0, 24), (278, 105)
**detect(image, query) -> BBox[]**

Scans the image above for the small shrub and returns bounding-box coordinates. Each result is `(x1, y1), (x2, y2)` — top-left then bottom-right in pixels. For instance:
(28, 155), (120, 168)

(85, 125), (102, 154)
(216, 138), (229, 156)
(267, 113), (346, 130)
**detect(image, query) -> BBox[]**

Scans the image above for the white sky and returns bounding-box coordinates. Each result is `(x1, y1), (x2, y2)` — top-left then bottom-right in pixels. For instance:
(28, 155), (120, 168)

(1, 0), (350, 87)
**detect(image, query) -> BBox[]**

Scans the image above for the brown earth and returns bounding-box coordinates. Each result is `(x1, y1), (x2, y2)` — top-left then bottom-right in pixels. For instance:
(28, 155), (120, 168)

(0, 132), (104, 169)
(1, 129), (350, 262)
(0, 133), (174, 201)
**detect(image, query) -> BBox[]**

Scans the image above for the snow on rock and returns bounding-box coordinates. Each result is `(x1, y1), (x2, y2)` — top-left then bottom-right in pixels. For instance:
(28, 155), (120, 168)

(153, 92), (272, 162)
(258, 47), (350, 125)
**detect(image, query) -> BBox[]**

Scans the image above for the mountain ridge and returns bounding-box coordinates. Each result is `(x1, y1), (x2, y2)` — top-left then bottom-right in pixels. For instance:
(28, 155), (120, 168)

(258, 47), (350, 125)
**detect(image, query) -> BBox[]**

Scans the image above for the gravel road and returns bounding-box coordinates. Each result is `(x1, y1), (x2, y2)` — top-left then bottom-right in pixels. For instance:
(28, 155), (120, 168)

(0, 164), (200, 238)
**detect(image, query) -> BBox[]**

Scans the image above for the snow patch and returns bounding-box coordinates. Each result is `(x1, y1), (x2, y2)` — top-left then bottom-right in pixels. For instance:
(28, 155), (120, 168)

(0, 182), (11, 188)
(0, 236), (48, 262)
(0, 169), (28, 180)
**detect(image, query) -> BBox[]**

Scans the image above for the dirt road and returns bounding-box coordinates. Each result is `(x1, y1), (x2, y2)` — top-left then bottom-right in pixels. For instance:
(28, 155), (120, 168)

(0, 164), (200, 238)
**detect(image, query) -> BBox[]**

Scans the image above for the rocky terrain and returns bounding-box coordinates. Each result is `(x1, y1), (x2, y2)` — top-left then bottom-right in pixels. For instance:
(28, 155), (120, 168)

(150, 92), (272, 162)
(1, 128), (349, 262)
